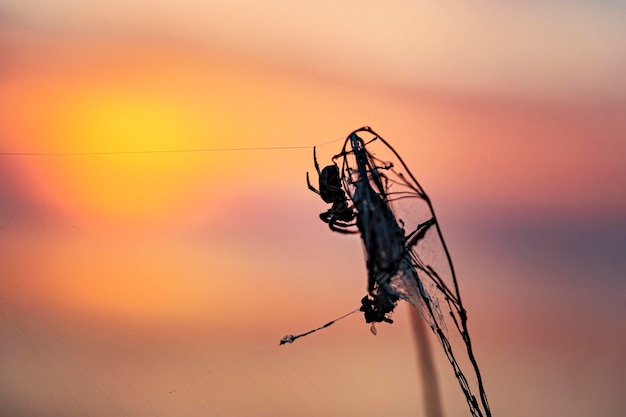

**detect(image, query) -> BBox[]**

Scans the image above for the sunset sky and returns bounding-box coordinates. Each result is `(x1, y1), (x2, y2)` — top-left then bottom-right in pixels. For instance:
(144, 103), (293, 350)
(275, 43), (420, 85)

(1, 2), (625, 416)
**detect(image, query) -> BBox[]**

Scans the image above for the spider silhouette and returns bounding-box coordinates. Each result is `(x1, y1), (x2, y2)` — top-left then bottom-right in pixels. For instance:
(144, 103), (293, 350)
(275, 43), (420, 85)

(306, 148), (356, 233)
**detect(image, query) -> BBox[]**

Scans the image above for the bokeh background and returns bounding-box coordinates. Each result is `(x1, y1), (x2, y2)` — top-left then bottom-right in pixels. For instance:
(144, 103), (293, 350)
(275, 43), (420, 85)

(1, 2), (625, 416)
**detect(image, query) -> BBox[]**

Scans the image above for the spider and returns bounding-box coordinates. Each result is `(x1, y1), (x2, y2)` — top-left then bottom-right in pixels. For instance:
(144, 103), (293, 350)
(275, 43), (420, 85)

(306, 147), (356, 233)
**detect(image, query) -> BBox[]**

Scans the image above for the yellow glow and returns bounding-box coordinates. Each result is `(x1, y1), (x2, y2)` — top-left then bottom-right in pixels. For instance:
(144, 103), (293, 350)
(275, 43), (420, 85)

(2, 69), (230, 228)
(54, 89), (207, 219)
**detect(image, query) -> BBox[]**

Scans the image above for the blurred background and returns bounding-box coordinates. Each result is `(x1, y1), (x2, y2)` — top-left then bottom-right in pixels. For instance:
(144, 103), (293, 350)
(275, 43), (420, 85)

(1, 1), (625, 416)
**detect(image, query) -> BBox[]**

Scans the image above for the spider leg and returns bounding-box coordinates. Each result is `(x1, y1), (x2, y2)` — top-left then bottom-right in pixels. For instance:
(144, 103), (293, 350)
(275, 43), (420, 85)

(307, 172), (320, 195)
(319, 210), (332, 223)
(313, 146), (321, 176)
(319, 209), (356, 230)
(307, 146), (323, 195)
(328, 216), (359, 234)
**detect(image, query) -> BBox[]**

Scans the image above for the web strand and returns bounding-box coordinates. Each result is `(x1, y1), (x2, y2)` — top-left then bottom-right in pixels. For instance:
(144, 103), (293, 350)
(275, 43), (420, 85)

(0, 136), (345, 156)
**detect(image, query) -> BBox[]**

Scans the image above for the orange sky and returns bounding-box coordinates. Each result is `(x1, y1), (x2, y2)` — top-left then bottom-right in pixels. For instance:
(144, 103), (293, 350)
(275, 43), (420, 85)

(1, 3), (625, 417)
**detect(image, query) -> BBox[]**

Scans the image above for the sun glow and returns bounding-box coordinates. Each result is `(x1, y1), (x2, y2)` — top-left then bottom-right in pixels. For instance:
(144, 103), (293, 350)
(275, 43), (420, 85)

(3, 71), (225, 228)
(52, 89), (209, 218)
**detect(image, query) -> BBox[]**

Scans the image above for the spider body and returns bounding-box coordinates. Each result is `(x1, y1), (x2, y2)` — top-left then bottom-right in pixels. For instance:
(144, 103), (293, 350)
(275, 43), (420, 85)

(307, 150), (355, 232)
